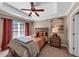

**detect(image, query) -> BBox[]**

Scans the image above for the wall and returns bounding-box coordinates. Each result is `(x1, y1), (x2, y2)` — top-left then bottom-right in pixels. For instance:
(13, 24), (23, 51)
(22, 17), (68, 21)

(0, 18), (3, 50)
(33, 20), (50, 35)
(63, 16), (68, 47)
(29, 22), (34, 35)
(28, 20), (51, 35)
(34, 20), (50, 28)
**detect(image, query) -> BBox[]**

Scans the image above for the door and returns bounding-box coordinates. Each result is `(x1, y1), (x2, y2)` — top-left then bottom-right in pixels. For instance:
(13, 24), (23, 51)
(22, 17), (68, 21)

(73, 14), (79, 56)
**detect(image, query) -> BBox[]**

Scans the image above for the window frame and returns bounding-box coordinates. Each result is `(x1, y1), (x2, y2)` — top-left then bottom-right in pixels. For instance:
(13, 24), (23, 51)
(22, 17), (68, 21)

(12, 21), (25, 38)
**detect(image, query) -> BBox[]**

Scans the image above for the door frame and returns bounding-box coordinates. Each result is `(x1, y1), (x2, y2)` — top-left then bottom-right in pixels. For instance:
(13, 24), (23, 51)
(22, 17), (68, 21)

(69, 6), (79, 56)
(72, 14), (79, 56)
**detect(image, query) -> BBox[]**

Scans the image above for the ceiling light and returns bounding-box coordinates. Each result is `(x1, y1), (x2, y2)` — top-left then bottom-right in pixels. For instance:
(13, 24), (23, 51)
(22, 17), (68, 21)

(32, 12), (35, 15)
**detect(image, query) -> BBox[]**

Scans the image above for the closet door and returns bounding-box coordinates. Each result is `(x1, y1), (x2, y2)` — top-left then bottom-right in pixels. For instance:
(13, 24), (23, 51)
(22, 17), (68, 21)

(73, 15), (79, 56)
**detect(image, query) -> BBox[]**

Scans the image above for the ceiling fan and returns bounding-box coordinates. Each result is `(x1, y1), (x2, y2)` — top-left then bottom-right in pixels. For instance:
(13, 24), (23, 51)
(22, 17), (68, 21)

(21, 2), (44, 17)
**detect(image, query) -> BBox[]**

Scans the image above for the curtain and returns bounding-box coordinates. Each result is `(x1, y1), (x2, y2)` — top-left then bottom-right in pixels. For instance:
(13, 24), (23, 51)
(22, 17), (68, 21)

(25, 23), (29, 36)
(1, 18), (12, 51)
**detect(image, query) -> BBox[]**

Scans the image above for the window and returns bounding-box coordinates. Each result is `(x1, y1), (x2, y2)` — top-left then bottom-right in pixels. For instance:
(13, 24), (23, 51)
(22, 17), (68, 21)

(12, 21), (25, 38)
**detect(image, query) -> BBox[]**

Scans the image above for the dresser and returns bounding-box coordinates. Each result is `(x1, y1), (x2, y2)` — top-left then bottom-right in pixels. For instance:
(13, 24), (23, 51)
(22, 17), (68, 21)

(50, 33), (61, 48)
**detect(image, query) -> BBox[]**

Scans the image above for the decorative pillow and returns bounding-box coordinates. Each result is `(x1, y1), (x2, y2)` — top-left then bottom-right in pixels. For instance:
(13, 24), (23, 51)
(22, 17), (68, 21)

(35, 32), (39, 37)
(43, 32), (46, 36)
(38, 32), (43, 37)
(43, 32), (47, 36)
(35, 32), (43, 37)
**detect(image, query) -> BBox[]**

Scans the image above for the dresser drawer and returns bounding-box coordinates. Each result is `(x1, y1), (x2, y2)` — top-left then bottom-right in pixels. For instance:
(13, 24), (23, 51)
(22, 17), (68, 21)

(50, 42), (61, 48)
(51, 39), (60, 43)
(50, 35), (61, 48)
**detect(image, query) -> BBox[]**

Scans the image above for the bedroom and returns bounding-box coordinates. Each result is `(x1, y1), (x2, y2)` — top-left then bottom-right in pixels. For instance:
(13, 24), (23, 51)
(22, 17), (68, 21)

(0, 2), (79, 57)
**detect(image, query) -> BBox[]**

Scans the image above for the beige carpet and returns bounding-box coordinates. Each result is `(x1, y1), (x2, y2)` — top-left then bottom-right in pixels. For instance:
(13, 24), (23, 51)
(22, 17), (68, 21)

(5, 43), (74, 57)
(0, 49), (9, 57)
(38, 44), (74, 57)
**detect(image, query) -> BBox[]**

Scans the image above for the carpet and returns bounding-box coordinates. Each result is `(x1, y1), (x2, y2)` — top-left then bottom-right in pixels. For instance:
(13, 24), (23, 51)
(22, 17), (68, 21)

(6, 43), (74, 57)
(38, 44), (74, 57)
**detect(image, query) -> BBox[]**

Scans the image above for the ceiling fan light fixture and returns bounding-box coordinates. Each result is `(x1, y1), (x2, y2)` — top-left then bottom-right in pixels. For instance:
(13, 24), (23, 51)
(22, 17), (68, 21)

(21, 2), (44, 17)
(32, 12), (35, 15)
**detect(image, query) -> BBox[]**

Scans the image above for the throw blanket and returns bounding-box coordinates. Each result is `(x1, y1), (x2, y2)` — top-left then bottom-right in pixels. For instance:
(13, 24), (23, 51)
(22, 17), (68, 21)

(8, 37), (39, 57)
(21, 41), (39, 57)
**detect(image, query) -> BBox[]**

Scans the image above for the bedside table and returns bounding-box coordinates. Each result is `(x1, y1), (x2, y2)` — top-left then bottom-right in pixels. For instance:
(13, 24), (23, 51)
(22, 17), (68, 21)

(50, 33), (61, 48)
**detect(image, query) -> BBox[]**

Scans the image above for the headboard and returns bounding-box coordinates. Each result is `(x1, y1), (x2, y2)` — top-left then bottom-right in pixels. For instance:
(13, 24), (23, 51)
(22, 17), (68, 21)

(35, 28), (49, 36)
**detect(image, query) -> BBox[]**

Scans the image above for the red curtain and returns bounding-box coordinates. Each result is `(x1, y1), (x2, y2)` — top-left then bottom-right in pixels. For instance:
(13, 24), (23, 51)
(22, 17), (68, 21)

(1, 18), (12, 51)
(25, 23), (29, 36)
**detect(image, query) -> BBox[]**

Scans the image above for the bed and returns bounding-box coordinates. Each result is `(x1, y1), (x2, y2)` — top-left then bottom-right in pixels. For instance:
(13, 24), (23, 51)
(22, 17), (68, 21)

(34, 37), (46, 49)
(8, 32), (48, 57)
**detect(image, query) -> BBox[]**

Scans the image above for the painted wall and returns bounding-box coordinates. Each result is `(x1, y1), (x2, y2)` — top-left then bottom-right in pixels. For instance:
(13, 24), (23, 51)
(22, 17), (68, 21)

(33, 20), (50, 35)
(34, 20), (50, 28)
(0, 18), (3, 50)
(63, 16), (68, 47)
(29, 22), (35, 35)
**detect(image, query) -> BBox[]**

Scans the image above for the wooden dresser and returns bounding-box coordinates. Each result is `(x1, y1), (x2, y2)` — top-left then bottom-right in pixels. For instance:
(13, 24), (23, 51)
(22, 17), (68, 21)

(50, 33), (61, 48)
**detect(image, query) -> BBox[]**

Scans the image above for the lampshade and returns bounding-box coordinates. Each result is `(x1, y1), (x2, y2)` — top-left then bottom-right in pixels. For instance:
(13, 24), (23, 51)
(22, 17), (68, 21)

(32, 12), (35, 15)
(52, 26), (59, 33)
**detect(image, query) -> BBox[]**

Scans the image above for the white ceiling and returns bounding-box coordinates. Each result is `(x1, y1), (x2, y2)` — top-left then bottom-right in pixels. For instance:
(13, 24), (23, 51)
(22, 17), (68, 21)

(6, 2), (73, 21)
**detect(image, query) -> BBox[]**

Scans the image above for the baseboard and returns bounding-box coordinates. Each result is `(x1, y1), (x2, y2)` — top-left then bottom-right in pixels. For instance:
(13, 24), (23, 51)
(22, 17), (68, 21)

(61, 44), (69, 51)
(61, 44), (74, 56)
(61, 44), (68, 48)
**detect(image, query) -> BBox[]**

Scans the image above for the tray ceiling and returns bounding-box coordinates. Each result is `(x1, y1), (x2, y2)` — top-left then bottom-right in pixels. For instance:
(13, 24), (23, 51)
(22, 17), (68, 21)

(4, 2), (73, 21)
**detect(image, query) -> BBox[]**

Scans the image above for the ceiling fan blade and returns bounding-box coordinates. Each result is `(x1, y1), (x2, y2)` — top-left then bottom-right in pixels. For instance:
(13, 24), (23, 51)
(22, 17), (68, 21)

(34, 12), (39, 17)
(35, 9), (44, 11)
(28, 12), (32, 16)
(31, 2), (35, 8)
(21, 9), (31, 11)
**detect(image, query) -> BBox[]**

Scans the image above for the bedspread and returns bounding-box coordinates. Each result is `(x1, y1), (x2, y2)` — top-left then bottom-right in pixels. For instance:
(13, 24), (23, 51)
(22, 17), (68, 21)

(8, 39), (39, 57)
(8, 36), (47, 57)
